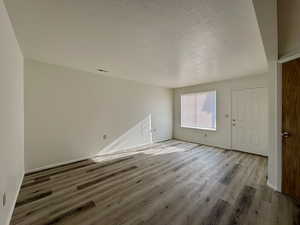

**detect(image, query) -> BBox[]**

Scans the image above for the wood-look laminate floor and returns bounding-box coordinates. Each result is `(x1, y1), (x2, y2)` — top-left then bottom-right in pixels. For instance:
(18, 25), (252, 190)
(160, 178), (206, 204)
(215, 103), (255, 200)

(11, 140), (299, 225)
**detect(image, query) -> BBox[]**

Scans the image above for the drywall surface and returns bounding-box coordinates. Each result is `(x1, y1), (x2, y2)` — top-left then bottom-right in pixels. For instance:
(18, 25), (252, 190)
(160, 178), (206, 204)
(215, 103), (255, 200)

(0, 1), (24, 224)
(173, 75), (268, 150)
(253, 0), (279, 191)
(278, 0), (300, 57)
(5, 0), (268, 87)
(25, 59), (173, 171)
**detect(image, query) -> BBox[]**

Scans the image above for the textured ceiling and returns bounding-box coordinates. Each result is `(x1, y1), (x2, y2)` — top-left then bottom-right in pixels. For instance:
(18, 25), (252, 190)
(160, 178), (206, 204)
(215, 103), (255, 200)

(5, 0), (268, 88)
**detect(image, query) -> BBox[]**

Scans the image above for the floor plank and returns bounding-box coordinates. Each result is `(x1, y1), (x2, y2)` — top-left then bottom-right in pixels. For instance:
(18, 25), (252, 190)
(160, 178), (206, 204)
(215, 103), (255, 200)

(10, 140), (299, 225)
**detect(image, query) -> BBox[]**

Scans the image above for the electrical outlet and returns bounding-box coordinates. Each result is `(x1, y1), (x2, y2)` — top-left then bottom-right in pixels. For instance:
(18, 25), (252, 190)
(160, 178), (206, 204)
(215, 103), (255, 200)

(2, 192), (6, 207)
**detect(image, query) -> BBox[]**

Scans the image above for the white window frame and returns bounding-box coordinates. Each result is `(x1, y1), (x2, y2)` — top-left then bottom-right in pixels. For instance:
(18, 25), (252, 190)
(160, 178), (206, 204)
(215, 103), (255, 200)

(180, 90), (217, 131)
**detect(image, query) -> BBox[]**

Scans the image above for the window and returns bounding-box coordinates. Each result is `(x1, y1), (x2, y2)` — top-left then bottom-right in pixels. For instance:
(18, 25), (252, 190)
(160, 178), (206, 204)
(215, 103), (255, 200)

(181, 91), (216, 130)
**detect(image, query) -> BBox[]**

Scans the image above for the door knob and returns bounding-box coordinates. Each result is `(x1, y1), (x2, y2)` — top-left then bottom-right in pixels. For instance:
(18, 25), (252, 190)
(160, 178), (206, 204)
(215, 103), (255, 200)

(282, 132), (290, 138)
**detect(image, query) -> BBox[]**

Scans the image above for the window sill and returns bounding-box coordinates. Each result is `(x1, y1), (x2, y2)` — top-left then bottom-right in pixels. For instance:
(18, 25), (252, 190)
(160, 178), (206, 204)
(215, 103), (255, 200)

(180, 126), (217, 131)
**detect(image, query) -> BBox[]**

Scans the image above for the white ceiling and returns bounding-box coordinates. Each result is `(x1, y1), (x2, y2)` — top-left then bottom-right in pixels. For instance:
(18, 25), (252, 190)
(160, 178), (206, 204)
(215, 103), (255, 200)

(5, 0), (268, 88)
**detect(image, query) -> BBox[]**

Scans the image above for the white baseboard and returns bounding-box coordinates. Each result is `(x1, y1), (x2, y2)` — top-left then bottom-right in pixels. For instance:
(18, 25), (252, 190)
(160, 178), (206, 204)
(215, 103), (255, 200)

(26, 155), (94, 174)
(267, 180), (280, 192)
(94, 139), (172, 157)
(6, 172), (24, 225)
(26, 138), (172, 174)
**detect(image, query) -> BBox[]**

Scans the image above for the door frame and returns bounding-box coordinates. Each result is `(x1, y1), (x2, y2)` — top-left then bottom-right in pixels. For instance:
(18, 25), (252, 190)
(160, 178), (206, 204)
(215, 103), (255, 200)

(280, 57), (300, 198)
(266, 56), (300, 193)
(278, 55), (300, 193)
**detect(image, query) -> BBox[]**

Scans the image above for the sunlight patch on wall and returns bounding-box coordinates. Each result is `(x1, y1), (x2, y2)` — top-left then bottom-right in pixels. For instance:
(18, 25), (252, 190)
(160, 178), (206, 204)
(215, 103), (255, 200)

(98, 115), (152, 155)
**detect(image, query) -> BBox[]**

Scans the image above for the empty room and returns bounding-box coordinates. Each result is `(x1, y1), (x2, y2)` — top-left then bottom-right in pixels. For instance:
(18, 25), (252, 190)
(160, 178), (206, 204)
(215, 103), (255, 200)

(1, 0), (300, 224)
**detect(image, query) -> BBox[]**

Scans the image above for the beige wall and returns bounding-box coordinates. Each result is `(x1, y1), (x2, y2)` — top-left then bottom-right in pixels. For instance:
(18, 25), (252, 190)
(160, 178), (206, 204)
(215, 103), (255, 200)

(25, 59), (173, 171)
(173, 75), (268, 150)
(0, 1), (24, 224)
(278, 0), (300, 57)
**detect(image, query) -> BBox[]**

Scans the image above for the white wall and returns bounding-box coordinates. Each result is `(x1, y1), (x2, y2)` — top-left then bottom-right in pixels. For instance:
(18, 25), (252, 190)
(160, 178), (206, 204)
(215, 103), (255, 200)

(25, 59), (173, 171)
(252, 0), (279, 191)
(0, 1), (24, 224)
(278, 0), (300, 57)
(173, 75), (268, 150)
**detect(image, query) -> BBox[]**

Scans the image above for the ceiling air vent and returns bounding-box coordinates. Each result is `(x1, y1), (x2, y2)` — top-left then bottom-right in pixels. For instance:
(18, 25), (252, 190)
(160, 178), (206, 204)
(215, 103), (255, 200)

(97, 68), (108, 73)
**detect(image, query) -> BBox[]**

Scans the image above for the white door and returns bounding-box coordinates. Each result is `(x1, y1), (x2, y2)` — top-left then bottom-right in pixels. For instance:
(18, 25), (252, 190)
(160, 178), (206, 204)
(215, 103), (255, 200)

(231, 88), (268, 156)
